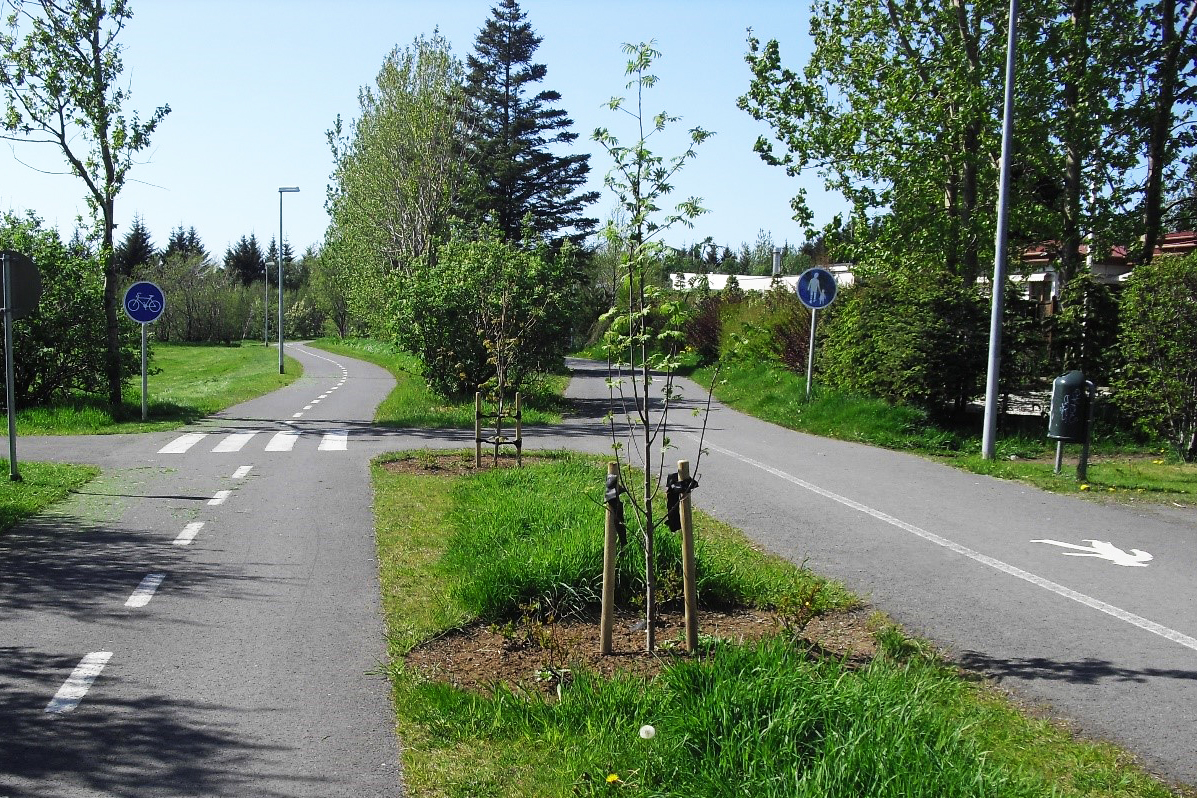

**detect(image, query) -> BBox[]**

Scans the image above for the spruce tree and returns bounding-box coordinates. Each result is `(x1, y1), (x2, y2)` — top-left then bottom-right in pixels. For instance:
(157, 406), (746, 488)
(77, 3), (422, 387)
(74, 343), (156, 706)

(464, 0), (598, 245)
(163, 225), (208, 262)
(114, 214), (157, 277)
(224, 234), (266, 286)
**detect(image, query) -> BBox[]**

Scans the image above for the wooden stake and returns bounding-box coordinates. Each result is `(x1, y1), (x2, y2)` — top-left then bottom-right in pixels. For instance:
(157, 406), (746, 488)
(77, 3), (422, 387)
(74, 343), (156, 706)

(474, 392), (482, 468)
(679, 459), (699, 653)
(515, 392), (523, 467)
(600, 462), (619, 655)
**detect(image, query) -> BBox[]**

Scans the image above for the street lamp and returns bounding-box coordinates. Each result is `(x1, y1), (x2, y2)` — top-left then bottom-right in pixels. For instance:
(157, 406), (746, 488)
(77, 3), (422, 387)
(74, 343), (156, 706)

(278, 186), (300, 373)
(263, 260), (275, 346)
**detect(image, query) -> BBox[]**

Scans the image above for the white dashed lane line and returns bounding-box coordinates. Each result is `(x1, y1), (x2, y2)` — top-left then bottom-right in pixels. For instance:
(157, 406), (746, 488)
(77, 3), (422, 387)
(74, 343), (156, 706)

(232, 465), (252, 479)
(125, 574), (166, 608)
(208, 490), (231, 506)
(45, 652), (112, 713)
(173, 522), (204, 546)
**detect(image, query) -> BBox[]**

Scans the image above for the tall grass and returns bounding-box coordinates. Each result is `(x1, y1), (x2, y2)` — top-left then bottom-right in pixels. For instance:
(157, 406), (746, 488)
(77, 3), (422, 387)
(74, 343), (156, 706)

(311, 337), (569, 427)
(436, 456), (850, 623)
(378, 453), (1179, 798)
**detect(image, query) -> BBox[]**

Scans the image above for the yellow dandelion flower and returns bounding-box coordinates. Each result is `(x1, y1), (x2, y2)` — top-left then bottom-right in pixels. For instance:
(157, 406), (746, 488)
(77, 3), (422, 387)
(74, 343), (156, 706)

(606, 773), (621, 784)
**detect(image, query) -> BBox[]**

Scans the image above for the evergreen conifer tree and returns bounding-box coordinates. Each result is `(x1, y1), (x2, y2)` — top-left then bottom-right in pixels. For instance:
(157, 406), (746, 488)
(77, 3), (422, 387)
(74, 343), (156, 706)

(115, 214), (157, 277)
(163, 225), (208, 262)
(464, 0), (598, 245)
(224, 234), (266, 286)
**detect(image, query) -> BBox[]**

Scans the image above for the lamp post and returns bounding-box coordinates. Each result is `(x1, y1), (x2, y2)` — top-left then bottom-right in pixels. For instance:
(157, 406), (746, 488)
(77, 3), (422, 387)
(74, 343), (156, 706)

(277, 186), (300, 373)
(263, 259), (274, 346)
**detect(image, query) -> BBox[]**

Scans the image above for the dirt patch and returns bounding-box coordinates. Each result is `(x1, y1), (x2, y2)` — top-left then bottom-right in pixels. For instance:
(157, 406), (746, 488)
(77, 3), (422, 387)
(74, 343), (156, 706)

(404, 606), (878, 696)
(390, 453), (879, 694)
(382, 452), (554, 476)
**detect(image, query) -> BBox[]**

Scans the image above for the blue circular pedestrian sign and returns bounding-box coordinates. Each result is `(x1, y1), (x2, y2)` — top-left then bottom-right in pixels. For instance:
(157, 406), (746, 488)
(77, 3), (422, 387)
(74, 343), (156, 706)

(123, 281), (165, 323)
(796, 267), (837, 310)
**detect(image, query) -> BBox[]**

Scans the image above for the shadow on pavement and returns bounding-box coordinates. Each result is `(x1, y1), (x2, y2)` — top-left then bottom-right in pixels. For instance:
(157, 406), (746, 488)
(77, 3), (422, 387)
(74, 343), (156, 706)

(960, 650), (1197, 686)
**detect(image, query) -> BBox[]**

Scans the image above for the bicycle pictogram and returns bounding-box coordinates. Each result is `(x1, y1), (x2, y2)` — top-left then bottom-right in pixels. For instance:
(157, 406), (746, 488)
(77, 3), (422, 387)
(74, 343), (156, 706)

(125, 293), (162, 314)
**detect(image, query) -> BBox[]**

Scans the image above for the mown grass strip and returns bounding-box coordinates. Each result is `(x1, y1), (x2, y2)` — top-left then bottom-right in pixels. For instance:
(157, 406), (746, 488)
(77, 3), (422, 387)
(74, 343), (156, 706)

(16, 341), (301, 435)
(0, 460), (99, 532)
(691, 359), (1197, 504)
(311, 337), (568, 428)
(374, 453), (1179, 798)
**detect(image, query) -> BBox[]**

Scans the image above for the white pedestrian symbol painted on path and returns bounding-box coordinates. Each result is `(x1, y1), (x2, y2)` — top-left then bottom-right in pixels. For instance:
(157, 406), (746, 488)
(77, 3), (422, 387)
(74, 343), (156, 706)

(1030, 538), (1153, 567)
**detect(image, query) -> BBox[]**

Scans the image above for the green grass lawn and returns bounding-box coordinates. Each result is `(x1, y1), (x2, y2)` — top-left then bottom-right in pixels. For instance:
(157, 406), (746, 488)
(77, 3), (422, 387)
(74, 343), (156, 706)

(16, 340), (302, 435)
(690, 359), (1197, 505)
(0, 460), (99, 532)
(309, 337), (570, 427)
(373, 453), (1181, 798)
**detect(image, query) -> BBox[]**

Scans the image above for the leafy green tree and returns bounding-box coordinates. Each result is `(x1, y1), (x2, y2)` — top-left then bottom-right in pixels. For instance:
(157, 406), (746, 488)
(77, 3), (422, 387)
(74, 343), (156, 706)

(592, 41), (712, 652)
(327, 32), (472, 337)
(114, 213), (155, 277)
(393, 228), (573, 397)
(1, 0), (170, 407)
(739, 0), (1142, 285)
(0, 211), (137, 405)
(223, 234), (265, 286)
(1135, 0), (1197, 263)
(310, 234), (354, 338)
(463, 0), (598, 245)
(1113, 253), (1197, 461)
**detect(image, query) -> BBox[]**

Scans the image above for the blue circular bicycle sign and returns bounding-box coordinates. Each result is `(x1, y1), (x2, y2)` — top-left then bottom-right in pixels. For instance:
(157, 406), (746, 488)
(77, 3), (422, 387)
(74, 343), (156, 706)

(795, 267), (838, 310)
(123, 281), (165, 323)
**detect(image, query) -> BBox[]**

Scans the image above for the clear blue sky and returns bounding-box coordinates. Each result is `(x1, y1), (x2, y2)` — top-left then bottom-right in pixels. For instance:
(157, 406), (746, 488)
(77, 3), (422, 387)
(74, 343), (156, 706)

(1, 0), (846, 258)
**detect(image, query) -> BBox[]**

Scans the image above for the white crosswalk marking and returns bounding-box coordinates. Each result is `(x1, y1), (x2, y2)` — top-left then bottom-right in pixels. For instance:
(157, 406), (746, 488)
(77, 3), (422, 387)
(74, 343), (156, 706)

(158, 432), (206, 454)
(319, 431), (348, 451)
(213, 431), (257, 453)
(265, 431), (299, 452)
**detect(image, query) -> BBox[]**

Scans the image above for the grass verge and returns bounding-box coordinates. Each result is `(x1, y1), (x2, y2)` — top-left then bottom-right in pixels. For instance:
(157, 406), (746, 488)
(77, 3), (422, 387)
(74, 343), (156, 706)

(16, 341), (302, 435)
(0, 460), (99, 532)
(691, 359), (1197, 505)
(374, 452), (1182, 797)
(309, 337), (569, 427)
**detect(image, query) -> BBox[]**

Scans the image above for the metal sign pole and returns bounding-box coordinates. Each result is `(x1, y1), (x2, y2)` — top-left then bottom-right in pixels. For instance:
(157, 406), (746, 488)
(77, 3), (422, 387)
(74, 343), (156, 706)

(3, 253), (19, 481)
(806, 307), (817, 400)
(141, 322), (149, 421)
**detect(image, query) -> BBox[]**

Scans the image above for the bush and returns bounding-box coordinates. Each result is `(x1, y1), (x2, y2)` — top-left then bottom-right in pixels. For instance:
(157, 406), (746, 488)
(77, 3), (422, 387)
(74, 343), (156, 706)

(0, 212), (138, 406)
(1112, 252), (1197, 460)
(818, 262), (988, 411)
(390, 230), (575, 398)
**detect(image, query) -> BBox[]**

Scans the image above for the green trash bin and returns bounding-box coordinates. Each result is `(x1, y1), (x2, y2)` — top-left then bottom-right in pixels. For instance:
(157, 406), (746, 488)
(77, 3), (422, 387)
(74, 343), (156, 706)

(1047, 370), (1091, 444)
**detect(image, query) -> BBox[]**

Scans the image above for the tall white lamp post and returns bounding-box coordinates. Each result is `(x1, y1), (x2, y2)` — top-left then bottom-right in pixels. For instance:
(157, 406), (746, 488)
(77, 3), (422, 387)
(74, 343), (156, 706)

(263, 259), (274, 346)
(278, 186), (300, 373)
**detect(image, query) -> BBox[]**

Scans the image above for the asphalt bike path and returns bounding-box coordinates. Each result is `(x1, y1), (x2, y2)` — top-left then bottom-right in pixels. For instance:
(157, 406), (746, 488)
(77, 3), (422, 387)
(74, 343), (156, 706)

(547, 358), (1197, 786)
(3, 348), (1194, 791)
(0, 343), (406, 797)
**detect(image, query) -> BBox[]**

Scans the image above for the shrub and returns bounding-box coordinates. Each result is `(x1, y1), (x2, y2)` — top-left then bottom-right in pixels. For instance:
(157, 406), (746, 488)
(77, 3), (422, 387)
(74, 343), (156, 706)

(1112, 252), (1197, 461)
(391, 229), (575, 398)
(0, 212), (138, 405)
(819, 261), (988, 411)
